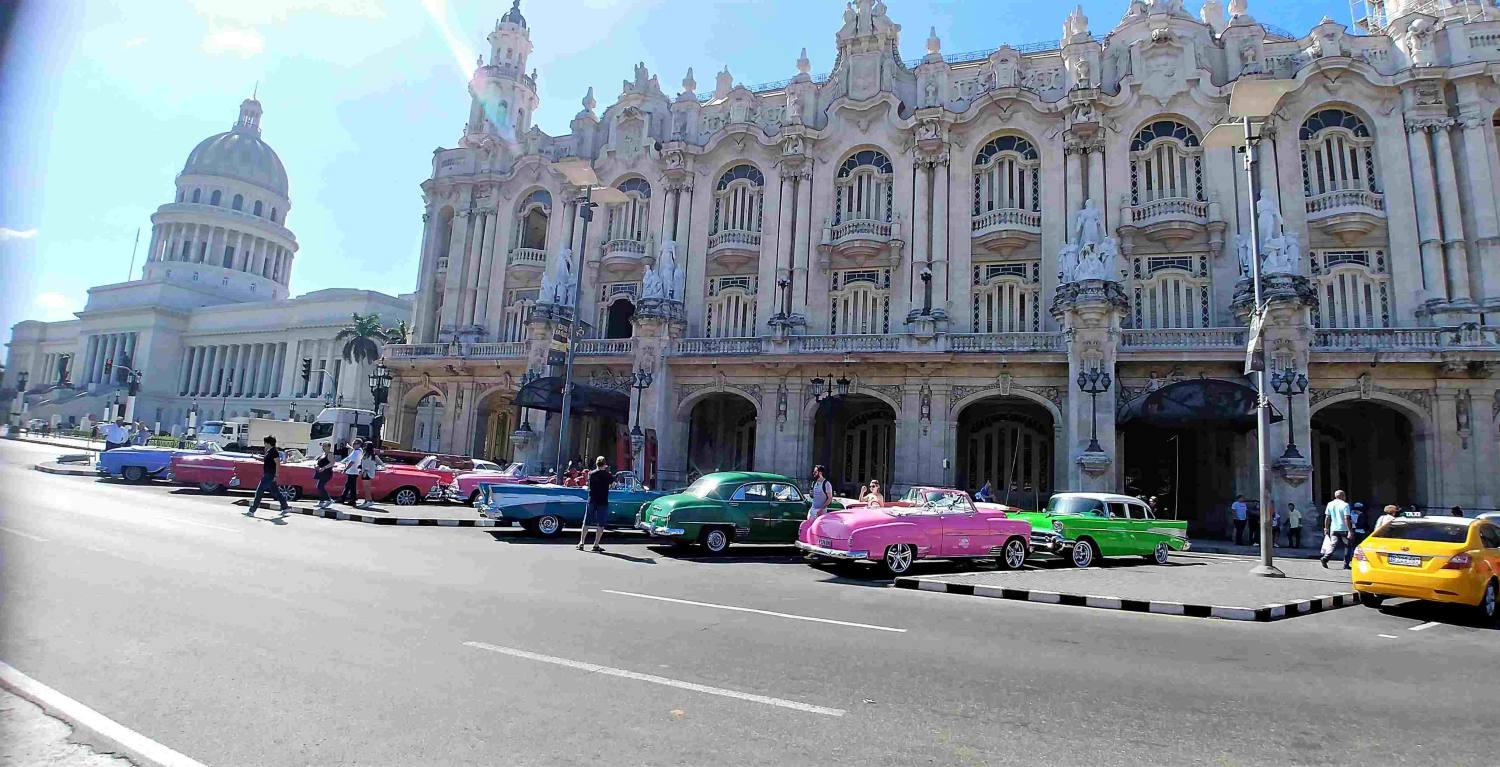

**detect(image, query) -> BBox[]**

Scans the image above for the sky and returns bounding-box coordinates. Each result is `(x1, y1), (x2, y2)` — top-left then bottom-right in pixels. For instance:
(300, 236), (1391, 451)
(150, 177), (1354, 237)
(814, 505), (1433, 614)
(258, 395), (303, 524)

(0, 0), (1348, 346)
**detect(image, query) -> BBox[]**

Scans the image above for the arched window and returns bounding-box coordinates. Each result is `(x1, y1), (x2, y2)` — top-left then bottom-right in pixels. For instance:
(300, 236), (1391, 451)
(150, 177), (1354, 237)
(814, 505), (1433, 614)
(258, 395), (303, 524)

(1299, 109), (1380, 199)
(210, 190), (222, 206)
(972, 261), (1041, 333)
(1128, 254), (1212, 329)
(706, 276), (757, 338)
(596, 282), (638, 339)
(232, 194), (243, 211)
(253, 200), (263, 217)
(270, 208), (278, 223)
(834, 150), (894, 224)
(712, 164), (765, 235)
(514, 189), (551, 252)
(973, 135), (1040, 215)
(177, 189), (185, 202)
(607, 178), (651, 243)
(191, 188), (202, 203)
(830, 268), (891, 335)
(1128, 120), (1203, 205)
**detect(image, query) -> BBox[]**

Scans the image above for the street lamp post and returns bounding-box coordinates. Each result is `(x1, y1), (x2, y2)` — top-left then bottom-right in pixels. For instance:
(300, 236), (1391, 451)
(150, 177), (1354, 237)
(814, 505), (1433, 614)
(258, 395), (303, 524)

(1075, 367), (1112, 454)
(627, 368), (654, 456)
(11, 371), (29, 428)
(809, 373), (852, 474)
(221, 374), (233, 422)
(367, 363), (392, 447)
(187, 402), (199, 440)
(1271, 369), (1309, 460)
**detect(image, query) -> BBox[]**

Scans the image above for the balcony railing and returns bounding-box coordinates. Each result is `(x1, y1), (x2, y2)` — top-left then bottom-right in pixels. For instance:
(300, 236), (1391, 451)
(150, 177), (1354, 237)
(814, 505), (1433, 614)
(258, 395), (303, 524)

(1311, 326), (1497, 351)
(383, 343), (449, 359)
(828, 218), (893, 241)
(947, 332), (1064, 353)
(676, 337), (766, 356)
(795, 334), (905, 353)
(602, 239), (647, 259)
(1127, 197), (1209, 225)
(509, 247), (547, 268)
(970, 208), (1042, 234)
(1120, 328), (1246, 349)
(707, 229), (762, 251)
(575, 338), (634, 356)
(463, 342), (527, 359)
(1305, 189), (1385, 218)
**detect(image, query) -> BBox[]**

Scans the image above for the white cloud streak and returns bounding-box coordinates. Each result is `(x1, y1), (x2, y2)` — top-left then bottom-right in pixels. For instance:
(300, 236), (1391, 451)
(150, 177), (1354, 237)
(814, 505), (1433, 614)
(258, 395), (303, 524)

(0, 227), (38, 241)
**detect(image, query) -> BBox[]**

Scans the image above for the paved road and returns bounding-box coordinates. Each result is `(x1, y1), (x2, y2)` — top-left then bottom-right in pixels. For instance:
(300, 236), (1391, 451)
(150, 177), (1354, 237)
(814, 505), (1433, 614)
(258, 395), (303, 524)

(0, 440), (1492, 766)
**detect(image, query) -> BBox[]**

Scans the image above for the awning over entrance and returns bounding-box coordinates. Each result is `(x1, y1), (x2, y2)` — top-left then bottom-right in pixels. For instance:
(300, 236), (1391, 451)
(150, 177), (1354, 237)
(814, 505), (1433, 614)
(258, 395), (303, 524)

(514, 376), (629, 420)
(1118, 378), (1281, 430)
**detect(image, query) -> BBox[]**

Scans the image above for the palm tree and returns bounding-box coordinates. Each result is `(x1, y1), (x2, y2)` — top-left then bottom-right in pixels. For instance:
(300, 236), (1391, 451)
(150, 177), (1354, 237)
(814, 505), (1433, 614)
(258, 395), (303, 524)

(334, 313), (391, 365)
(383, 320), (411, 345)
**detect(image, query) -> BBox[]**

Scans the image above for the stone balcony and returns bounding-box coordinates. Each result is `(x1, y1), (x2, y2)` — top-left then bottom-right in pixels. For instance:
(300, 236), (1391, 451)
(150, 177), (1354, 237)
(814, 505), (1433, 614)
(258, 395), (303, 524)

(671, 332), (1065, 357)
(706, 229), (762, 270)
(818, 217), (904, 270)
(574, 338), (634, 358)
(1304, 189), (1385, 242)
(1119, 197), (1214, 244)
(507, 247), (547, 277)
(971, 208), (1042, 255)
(1310, 325), (1498, 352)
(600, 238), (647, 270)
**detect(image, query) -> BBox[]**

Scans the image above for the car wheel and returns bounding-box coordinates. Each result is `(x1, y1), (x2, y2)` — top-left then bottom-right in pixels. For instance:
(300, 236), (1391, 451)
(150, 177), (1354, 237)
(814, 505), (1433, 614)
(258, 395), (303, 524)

(278, 484), (301, 503)
(1358, 592), (1385, 608)
(534, 514), (563, 537)
(392, 487), (421, 507)
(700, 527), (731, 555)
(1479, 579), (1498, 623)
(997, 537), (1028, 570)
(466, 490), (480, 506)
(880, 543), (916, 576)
(197, 482), (224, 494)
(1150, 542), (1171, 565)
(1070, 538), (1097, 568)
(122, 466), (146, 483)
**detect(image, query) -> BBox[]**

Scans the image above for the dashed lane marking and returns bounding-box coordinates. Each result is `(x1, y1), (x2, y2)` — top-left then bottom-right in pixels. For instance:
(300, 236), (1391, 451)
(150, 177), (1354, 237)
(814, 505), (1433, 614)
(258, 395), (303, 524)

(0, 525), (48, 542)
(1409, 621), (1441, 632)
(1378, 634), (1399, 639)
(463, 641), (846, 717)
(602, 589), (907, 633)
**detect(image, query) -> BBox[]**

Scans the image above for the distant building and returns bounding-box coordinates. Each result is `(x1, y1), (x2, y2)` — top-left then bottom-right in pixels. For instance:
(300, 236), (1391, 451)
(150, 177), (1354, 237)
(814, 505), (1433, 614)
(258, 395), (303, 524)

(4, 98), (410, 431)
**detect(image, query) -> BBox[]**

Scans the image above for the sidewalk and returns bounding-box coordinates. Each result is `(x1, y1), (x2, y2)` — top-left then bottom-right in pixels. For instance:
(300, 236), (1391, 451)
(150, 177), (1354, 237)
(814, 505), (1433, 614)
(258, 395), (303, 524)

(230, 497), (507, 527)
(895, 553), (1358, 622)
(3, 433), (103, 453)
(1187, 538), (1322, 559)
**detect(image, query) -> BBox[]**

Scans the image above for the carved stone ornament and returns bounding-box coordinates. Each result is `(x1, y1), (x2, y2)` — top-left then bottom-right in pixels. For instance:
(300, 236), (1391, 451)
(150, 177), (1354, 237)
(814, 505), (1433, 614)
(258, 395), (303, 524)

(1077, 449), (1112, 476)
(1273, 456), (1313, 485)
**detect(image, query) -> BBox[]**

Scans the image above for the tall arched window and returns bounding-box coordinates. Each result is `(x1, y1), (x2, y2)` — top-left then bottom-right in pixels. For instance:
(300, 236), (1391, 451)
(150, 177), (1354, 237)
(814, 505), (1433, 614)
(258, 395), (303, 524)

(1300, 109), (1380, 199)
(706, 276), (757, 338)
(1129, 120), (1203, 205)
(607, 178), (651, 243)
(834, 150), (893, 225)
(191, 188), (202, 203)
(253, 200), (263, 216)
(210, 190), (222, 206)
(177, 189), (185, 202)
(270, 208), (278, 223)
(514, 189), (551, 252)
(973, 135), (1040, 216)
(830, 269), (891, 335)
(232, 194), (243, 211)
(712, 164), (764, 235)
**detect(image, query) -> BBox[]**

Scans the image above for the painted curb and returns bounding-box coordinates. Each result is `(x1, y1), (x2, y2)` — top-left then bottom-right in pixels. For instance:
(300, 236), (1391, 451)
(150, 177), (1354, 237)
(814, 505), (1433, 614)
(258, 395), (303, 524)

(893, 577), (1360, 621)
(232, 499), (504, 527)
(3, 434), (100, 452)
(34, 462), (99, 477)
(0, 661), (209, 767)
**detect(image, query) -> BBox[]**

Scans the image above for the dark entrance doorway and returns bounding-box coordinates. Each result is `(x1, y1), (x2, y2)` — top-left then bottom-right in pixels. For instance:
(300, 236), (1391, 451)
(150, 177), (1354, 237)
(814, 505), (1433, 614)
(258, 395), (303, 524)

(812, 394), (895, 497)
(686, 393), (757, 481)
(1312, 401), (1416, 509)
(956, 397), (1054, 510)
(605, 299), (635, 339)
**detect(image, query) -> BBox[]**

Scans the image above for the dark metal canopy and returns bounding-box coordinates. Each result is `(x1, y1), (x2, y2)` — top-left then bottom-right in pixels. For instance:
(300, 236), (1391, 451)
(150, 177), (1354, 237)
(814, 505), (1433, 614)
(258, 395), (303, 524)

(514, 375), (629, 419)
(1118, 378), (1281, 430)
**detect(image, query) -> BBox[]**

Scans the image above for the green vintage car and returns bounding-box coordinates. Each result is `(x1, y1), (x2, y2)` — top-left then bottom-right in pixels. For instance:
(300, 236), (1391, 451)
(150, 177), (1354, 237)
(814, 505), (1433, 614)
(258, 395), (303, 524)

(1009, 492), (1191, 568)
(635, 471), (825, 554)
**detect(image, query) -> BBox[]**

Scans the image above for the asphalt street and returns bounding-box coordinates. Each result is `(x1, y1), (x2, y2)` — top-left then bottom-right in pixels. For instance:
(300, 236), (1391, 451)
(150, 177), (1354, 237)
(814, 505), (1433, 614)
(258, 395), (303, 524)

(0, 439), (1493, 766)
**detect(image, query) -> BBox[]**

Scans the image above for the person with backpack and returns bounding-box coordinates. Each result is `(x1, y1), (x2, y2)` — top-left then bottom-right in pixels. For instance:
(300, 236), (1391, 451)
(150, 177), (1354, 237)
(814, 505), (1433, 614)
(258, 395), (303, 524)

(808, 464), (833, 520)
(247, 435), (290, 515)
(313, 442), (335, 509)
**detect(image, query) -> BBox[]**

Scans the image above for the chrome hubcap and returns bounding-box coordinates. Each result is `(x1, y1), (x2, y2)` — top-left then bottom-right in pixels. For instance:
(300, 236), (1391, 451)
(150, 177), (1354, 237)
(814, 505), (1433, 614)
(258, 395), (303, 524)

(1155, 543), (1169, 564)
(539, 517), (559, 534)
(707, 531), (726, 550)
(1006, 541), (1025, 568)
(887, 545), (912, 572)
(1073, 542), (1092, 567)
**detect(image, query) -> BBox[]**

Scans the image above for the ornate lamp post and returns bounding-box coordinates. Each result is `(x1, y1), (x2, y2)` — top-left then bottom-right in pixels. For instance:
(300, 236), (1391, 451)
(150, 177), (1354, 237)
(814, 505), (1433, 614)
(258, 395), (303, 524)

(1075, 366), (1112, 454)
(809, 373), (852, 471)
(288, 401), (299, 422)
(512, 369), (544, 456)
(367, 363), (392, 446)
(627, 368), (654, 455)
(220, 374), (233, 421)
(1270, 368), (1309, 460)
(187, 402), (199, 439)
(11, 371), (28, 428)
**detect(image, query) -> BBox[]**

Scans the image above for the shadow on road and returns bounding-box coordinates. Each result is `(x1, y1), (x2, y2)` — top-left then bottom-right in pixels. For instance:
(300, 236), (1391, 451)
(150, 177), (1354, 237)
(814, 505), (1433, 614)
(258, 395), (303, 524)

(242, 509), (290, 526)
(1369, 598), (1497, 630)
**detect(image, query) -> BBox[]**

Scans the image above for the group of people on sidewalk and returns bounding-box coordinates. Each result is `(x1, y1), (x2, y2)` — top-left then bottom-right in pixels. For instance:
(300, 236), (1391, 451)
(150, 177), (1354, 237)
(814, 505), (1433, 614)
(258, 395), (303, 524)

(246, 436), (382, 515)
(1229, 495), (1305, 548)
(1317, 490), (1468, 568)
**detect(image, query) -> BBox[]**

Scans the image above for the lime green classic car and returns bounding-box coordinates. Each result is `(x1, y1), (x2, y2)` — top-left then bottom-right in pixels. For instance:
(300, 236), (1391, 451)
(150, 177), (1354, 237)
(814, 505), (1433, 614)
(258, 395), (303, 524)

(1008, 492), (1190, 568)
(635, 471), (831, 554)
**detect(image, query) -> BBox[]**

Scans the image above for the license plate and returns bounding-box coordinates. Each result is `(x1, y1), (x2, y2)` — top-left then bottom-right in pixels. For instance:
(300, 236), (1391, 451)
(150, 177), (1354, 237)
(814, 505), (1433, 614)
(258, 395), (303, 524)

(1387, 553), (1422, 567)
(818, 538), (831, 548)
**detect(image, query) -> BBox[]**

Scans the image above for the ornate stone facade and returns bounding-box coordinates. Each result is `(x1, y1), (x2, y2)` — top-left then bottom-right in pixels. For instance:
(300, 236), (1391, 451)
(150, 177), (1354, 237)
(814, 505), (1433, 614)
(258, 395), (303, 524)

(388, 0), (1500, 530)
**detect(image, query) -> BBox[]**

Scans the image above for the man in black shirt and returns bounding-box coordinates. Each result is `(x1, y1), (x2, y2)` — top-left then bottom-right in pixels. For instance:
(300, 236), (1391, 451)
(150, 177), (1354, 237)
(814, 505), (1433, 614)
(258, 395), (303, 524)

(248, 435), (290, 515)
(578, 456), (613, 552)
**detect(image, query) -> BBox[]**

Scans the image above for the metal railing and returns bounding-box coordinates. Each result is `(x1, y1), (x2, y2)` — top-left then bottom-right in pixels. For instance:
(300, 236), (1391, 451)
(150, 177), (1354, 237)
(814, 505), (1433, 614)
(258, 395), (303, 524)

(1120, 328), (1247, 349)
(947, 332), (1064, 353)
(1305, 189), (1386, 217)
(971, 208), (1042, 234)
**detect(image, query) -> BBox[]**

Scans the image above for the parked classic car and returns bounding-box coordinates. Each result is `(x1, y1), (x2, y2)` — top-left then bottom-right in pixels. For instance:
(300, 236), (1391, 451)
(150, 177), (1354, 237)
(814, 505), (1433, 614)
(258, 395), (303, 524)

(796, 487), (1033, 576)
(452, 462), (551, 504)
(476, 471), (664, 536)
(635, 471), (826, 553)
(97, 444), (213, 483)
(228, 459), (444, 506)
(170, 451), (263, 493)
(1009, 492), (1190, 568)
(1352, 516), (1500, 620)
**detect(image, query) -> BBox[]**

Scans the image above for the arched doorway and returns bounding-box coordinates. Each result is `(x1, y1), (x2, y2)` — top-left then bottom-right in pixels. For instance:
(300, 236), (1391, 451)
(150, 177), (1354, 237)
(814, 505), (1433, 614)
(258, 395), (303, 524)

(472, 388), (515, 463)
(412, 394), (444, 453)
(604, 298), (635, 339)
(812, 394), (895, 497)
(956, 397), (1054, 510)
(1312, 400), (1417, 509)
(686, 393), (756, 481)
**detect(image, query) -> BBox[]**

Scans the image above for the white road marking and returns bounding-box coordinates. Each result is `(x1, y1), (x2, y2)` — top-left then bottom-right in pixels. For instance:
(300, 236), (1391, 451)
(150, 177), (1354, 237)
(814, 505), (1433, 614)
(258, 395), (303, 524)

(602, 589), (906, 633)
(168, 517), (240, 533)
(0, 661), (209, 767)
(1378, 634), (1399, 639)
(463, 641), (846, 717)
(1409, 621), (1441, 632)
(0, 525), (49, 542)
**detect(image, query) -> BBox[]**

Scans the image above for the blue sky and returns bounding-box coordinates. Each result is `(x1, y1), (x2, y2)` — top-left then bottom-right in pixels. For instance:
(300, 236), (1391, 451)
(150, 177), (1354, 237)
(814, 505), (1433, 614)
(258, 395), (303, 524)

(0, 0), (1345, 345)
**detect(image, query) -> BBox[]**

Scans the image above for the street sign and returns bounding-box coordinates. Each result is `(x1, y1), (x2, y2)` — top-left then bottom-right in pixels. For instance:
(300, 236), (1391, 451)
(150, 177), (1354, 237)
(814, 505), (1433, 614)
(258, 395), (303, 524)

(548, 331), (570, 366)
(1244, 310), (1265, 375)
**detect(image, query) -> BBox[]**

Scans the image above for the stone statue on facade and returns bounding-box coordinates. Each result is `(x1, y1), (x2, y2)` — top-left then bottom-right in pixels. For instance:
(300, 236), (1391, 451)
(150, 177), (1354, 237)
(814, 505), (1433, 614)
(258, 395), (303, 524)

(655, 240), (683, 301)
(1064, 5), (1089, 39)
(541, 246), (575, 305)
(641, 258), (665, 300)
(1406, 17), (1437, 67)
(1254, 196), (1302, 275)
(1075, 198), (1104, 249)
(1058, 199), (1120, 283)
(1236, 233), (1253, 277)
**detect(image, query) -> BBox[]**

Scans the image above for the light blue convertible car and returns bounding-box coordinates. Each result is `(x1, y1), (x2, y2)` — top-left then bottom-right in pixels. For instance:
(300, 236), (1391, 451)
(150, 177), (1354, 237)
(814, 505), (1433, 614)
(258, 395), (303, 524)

(475, 471), (667, 537)
(96, 444), (212, 483)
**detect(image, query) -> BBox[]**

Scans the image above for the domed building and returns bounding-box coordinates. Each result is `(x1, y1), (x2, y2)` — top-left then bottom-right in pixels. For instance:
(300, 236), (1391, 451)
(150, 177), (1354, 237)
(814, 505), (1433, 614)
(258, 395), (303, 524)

(5, 97), (410, 431)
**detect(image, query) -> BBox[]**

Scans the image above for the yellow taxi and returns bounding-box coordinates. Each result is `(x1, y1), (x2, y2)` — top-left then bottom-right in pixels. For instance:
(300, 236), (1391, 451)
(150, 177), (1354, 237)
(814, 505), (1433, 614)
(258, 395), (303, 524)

(1352, 516), (1500, 621)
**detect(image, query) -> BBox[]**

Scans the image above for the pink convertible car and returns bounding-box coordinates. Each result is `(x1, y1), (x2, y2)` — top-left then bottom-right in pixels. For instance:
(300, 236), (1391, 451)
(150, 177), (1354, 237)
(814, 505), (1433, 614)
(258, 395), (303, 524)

(796, 487), (1032, 576)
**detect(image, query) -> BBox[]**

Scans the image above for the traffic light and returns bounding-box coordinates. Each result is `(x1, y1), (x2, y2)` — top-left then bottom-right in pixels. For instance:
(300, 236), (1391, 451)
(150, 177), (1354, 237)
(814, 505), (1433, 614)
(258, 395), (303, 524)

(300, 357), (313, 384)
(102, 359), (113, 378)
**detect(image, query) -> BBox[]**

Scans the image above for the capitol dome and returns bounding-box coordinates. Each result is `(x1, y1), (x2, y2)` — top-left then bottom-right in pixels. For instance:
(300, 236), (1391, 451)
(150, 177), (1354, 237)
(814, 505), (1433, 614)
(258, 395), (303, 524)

(181, 98), (289, 198)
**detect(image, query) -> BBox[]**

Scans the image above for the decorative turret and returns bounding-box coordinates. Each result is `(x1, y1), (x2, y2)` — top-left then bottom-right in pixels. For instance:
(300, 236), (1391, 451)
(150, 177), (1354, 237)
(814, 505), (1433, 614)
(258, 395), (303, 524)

(465, 0), (539, 142)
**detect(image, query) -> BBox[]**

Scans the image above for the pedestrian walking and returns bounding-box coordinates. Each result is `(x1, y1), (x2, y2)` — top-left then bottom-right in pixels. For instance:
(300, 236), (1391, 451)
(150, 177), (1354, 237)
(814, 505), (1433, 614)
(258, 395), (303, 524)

(338, 438), (365, 505)
(1270, 506), (1282, 547)
(578, 456), (612, 552)
(358, 446), (383, 509)
(133, 421), (148, 445)
(1287, 502), (1303, 548)
(1375, 504), (1400, 533)
(313, 442), (335, 509)
(1320, 489), (1353, 569)
(1349, 502), (1369, 549)
(102, 417), (131, 452)
(247, 435), (290, 514)
(807, 464), (833, 520)
(975, 481), (995, 503)
(1230, 494), (1249, 545)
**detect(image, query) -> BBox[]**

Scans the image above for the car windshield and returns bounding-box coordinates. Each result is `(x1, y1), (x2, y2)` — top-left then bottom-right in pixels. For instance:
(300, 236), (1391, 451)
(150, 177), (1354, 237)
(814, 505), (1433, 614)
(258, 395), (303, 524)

(683, 476), (722, 499)
(1371, 519), (1470, 543)
(199, 424), (225, 435)
(1046, 496), (1106, 516)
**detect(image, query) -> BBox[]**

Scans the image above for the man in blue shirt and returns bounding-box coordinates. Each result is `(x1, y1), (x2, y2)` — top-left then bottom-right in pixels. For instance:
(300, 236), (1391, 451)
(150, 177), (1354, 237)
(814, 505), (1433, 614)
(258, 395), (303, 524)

(1230, 495), (1249, 545)
(1321, 489), (1353, 569)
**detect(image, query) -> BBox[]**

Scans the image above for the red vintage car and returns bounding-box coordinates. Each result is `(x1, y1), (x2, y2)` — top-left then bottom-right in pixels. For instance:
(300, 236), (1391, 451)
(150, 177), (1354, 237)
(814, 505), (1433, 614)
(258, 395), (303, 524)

(450, 462), (551, 505)
(227, 459), (445, 506)
(169, 451), (264, 494)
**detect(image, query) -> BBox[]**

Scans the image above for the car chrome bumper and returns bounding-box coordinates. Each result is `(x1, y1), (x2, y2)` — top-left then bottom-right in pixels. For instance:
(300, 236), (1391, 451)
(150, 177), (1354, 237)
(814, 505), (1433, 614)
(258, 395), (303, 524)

(1029, 531), (1071, 555)
(635, 520), (685, 537)
(794, 541), (869, 560)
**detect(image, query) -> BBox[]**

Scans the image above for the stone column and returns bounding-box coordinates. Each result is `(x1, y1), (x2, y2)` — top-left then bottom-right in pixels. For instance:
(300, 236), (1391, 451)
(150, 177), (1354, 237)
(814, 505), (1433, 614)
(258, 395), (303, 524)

(1051, 280), (1129, 491)
(1064, 143), (1084, 229)
(629, 304), (687, 484)
(1405, 122), (1448, 307)
(1431, 123), (1474, 306)
(911, 160), (931, 278)
(792, 169), (813, 316)
(438, 208), (474, 337)
(931, 158), (951, 311)
(1086, 144), (1105, 209)
(1457, 111), (1500, 303)
(272, 343), (288, 398)
(178, 348), (194, 395)
(81, 336), (98, 384)
(774, 174), (796, 303)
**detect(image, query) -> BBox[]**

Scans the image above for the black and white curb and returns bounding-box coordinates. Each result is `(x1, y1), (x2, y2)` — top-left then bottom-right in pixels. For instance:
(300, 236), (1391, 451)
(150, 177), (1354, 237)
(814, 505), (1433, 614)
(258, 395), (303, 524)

(233, 500), (504, 527)
(894, 577), (1359, 621)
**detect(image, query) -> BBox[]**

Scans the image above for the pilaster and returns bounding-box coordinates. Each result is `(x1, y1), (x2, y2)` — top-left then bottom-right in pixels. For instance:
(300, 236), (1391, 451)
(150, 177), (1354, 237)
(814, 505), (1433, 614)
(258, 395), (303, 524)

(1051, 279), (1128, 491)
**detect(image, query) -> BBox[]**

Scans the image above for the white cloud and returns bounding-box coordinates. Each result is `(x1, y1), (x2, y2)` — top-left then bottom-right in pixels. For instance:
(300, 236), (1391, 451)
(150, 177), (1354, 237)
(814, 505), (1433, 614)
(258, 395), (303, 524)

(32, 292), (80, 321)
(201, 26), (266, 57)
(0, 227), (38, 241)
(124, 36), (147, 48)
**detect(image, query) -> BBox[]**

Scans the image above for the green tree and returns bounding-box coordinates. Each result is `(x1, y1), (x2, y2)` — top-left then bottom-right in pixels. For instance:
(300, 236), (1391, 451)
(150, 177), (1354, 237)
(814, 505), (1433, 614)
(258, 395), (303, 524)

(334, 313), (391, 365)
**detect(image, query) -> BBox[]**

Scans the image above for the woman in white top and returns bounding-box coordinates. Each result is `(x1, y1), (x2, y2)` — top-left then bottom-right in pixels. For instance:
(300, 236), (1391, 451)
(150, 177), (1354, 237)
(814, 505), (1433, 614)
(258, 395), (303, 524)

(338, 439), (364, 505)
(861, 479), (885, 507)
(358, 446), (383, 508)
